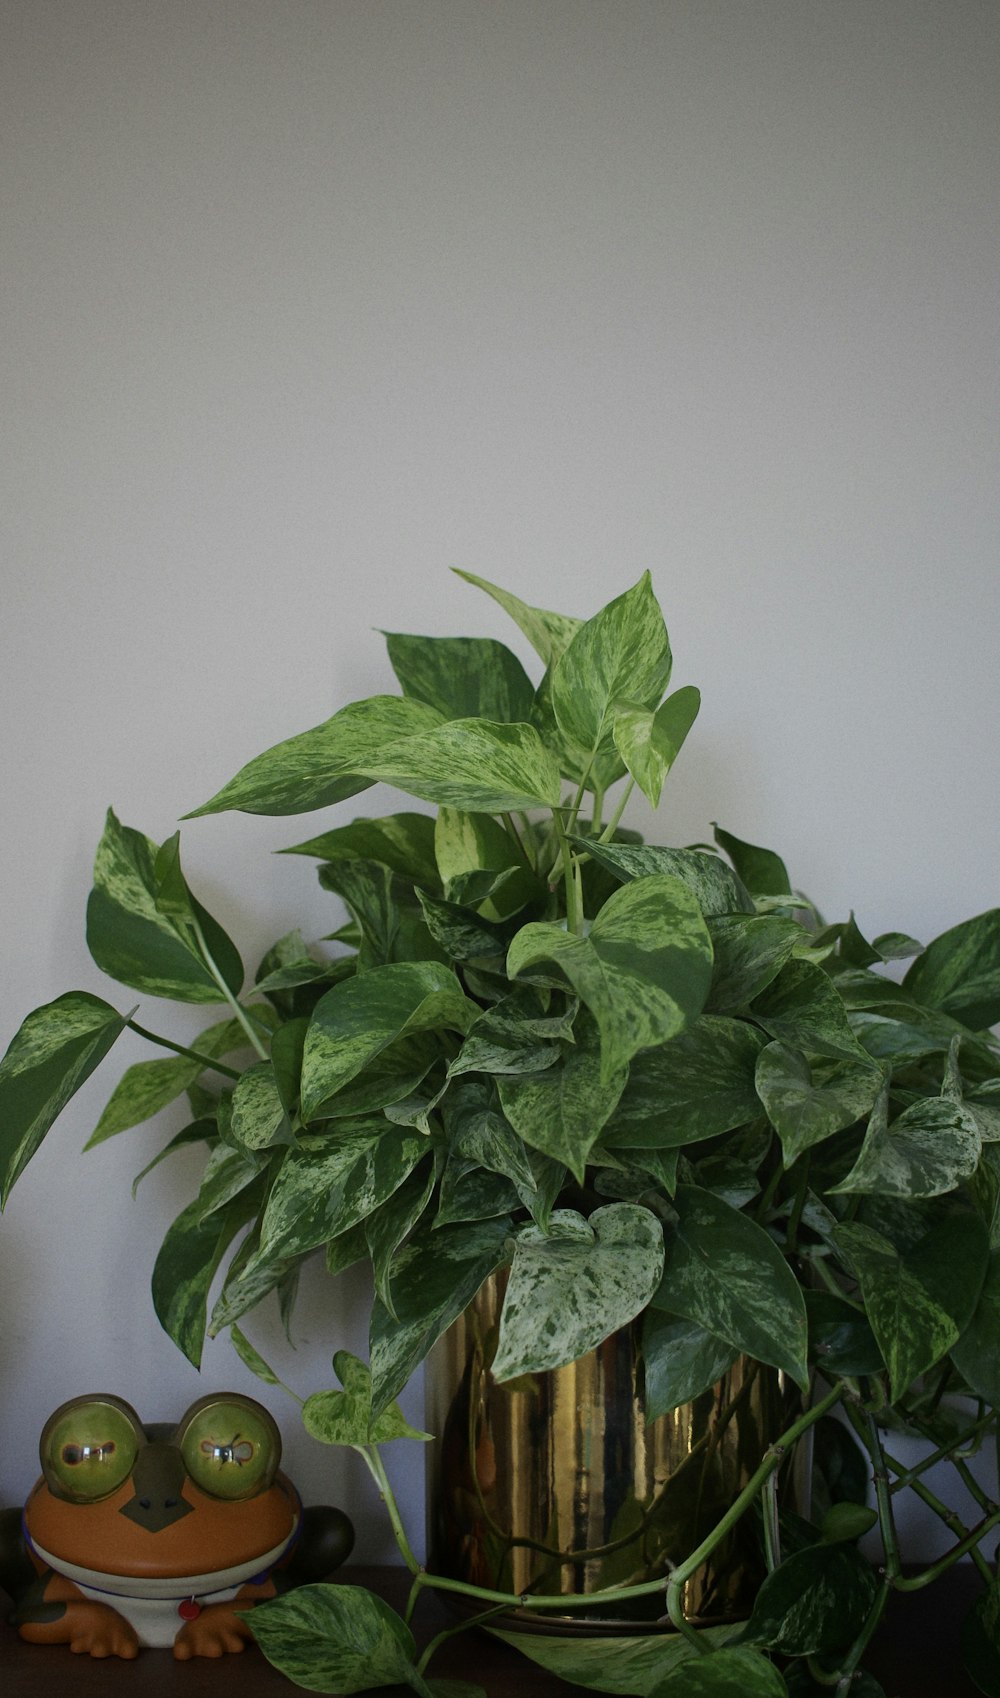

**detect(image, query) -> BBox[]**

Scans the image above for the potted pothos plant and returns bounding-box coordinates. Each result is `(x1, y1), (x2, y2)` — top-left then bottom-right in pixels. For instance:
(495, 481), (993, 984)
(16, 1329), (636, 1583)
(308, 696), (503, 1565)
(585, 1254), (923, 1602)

(2, 572), (1000, 1698)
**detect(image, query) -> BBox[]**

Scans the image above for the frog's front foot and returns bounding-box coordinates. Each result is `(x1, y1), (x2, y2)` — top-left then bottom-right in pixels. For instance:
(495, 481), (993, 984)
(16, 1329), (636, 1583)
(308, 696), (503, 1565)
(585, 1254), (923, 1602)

(17, 1575), (140, 1659)
(173, 1601), (254, 1659)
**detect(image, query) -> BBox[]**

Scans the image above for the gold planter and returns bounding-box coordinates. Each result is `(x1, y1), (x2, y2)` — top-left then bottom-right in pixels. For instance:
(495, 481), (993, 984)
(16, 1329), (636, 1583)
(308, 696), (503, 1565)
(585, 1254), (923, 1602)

(426, 1271), (802, 1630)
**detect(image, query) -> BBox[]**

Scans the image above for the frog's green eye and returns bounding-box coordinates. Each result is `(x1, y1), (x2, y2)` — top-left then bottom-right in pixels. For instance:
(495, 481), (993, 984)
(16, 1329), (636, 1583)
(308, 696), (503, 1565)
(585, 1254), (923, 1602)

(40, 1396), (144, 1502)
(175, 1395), (280, 1501)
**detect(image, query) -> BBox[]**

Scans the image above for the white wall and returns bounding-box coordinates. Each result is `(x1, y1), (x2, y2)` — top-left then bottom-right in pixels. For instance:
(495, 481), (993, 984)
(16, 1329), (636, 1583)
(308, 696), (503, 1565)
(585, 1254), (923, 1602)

(1, 0), (997, 1562)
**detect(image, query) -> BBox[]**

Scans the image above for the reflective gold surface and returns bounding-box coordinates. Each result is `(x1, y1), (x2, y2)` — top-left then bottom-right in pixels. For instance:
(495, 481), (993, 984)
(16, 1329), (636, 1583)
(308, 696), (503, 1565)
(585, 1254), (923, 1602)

(426, 1272), (802, 1628)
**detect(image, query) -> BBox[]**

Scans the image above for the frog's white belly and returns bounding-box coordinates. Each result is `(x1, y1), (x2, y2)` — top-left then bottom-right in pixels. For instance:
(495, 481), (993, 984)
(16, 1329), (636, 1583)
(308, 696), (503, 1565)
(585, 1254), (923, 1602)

(29, 1523), (299, 1649)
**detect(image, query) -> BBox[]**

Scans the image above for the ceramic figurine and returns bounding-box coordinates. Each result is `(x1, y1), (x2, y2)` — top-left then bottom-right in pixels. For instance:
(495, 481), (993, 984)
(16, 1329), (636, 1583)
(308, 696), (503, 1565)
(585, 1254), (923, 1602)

(0, 1391), (354, 1658)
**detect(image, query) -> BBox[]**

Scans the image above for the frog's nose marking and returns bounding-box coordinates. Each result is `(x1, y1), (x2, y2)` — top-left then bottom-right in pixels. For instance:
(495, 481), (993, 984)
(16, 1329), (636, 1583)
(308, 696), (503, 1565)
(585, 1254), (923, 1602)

(118, 1444), (193, 1533)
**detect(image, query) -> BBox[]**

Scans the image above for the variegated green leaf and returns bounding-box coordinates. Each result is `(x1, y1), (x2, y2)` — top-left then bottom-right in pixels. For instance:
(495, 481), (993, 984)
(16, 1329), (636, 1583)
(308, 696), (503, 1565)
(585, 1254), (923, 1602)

(452, 569), (582, 668)
(570, 838), (755, 916)
(641, 1309), (739, 1418)
(247, 1123), (427, 1266)
(497, 1013), (628, 1180)
(0, 992), (130, 1204)
(603, 1015), (766, 1150)
(415, 889), (511, 960)
(550, 573), (672, 769)
(318, 858), (446, 970)
(230, 1062), (293, 1150)
(742, 1542), (877, 1656)
(245, 1583), (423, 1694)
(492, 1203), (664, 1380)
(87, 1015), (246, 1150)
(152, 1191), (258, 1368)
(368, 1216), (511, 1418)
(612, 685), (701, 807)
(653, 1185), (809, 1390)
(301, 962), (473, 1119)
(366, 1161), (436, 1317)
(281, 812), (440, 889)
(302, 1350), (431, 1446)
(385, 631), (536, 723)
(358, 718), (562, 812)
(951, 1250), (1000, 1402)
(833, 1092), (981, 1199)
(834, 1215), (989, 1398)
(86, 810), (243, 1001)
(433, 807), (541, 921)
(706, 914), (806, 1011)
(755, 1042), (882, 1164)
(488, 1623), (743, 1697)
(652, 1646), (788, 1698)
(752, 960), (877, 1063)
(903, 907), (1000, 1030)
(187, 695), (442, 818)
(507, 874), (713, 1081)
(713, 825), (792, 901)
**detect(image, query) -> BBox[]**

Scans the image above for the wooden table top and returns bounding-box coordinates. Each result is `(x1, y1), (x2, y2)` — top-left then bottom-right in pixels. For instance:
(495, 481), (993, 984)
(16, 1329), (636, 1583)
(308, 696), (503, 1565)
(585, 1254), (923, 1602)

(0, 1563), (985, 1697)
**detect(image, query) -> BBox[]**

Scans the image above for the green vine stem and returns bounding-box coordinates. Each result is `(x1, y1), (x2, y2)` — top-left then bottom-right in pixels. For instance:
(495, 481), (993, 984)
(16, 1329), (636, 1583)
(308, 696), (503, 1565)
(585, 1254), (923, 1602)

(189, 913), (269, 1059)
(126, 1018), (241, 1079)
(761, 1471), (781, 1573)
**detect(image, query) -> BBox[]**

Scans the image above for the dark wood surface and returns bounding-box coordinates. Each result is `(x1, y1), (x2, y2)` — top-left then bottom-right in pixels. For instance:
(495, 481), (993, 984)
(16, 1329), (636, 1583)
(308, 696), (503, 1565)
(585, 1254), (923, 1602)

(0, 1564), (985, 1697)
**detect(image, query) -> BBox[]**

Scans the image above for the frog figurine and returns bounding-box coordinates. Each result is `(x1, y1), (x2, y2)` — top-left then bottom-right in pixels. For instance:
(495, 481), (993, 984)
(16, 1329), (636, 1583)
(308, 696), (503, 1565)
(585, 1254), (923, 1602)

(0, 1391), (354, 1659)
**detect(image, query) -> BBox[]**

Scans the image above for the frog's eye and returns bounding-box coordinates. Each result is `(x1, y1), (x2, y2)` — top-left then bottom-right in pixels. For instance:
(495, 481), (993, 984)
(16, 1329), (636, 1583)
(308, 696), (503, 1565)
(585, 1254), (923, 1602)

(40, 1396), (144, 1502)
(175, 1395), (280, 1501)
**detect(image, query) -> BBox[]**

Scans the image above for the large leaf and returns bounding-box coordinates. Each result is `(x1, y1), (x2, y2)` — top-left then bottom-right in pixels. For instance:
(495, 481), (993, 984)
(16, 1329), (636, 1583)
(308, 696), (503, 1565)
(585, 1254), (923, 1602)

(652, 1185), (809, 1390)
(0, 991), (131, 1206)
(245, 1583), (424, 1694)
(755, 1042), (882, 1165)
(318, 858), (447, 969)
(751, 960), (873, 1063)
(706, 915), (806, 1012)
(230, 1062), (293, 1151)
(452, 569), (582, 668)
(572, 839), (755, 916)
(507, 874), (713, 1081)
(368, 1216), (511, 1418)
(358, 718), (563, 812)
(245, 1123), (427, 1266)
(612, 686), (701, 808)
(550, 573), (672, 770)
(491, 1203), (664, 1380)
(713, 825), (792, 901)
(603, 1016), (766, 1150)
(187, 695), (442, 818)
(434, 807), (541, 921)
(497, 1013), (628, 1181)
(301, 962), (473, 1119)
(152, 1190), (257, 1368)
(903, 908), (1000, 1030)
(641, 1309), (739, 1418)
(951, 1249), (1000, 1403)
(302, 1351), (431, 1447)
(282, 812), (440, 890)
(742, 1542), (877, 1656)
(86, 1016), (246, 1147)
(833, 1092), (981, 1199)
(86, 811), (244, 1001)
(385, 631), (536, 724)
(651, 1647), (788, 1698)
(490, 1625), (743, 1697)
(834, 1214), (989, 1398)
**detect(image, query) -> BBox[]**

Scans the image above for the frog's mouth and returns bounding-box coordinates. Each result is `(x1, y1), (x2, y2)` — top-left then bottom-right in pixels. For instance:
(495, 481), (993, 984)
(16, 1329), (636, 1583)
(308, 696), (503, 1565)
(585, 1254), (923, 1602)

(27, 1519), (300, 1600)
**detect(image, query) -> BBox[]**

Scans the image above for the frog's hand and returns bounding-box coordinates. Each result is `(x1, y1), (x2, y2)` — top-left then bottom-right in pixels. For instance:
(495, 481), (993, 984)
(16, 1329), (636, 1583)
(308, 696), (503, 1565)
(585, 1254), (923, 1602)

(279, 1504), (355, 1586)
(172, 1577), (276, 1660)
(16, 1572), (140, 1659)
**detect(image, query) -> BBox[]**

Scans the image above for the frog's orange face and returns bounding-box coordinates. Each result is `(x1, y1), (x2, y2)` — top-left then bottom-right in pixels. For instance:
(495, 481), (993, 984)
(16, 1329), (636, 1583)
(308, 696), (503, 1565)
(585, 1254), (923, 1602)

(23, 1393), (298, 1580)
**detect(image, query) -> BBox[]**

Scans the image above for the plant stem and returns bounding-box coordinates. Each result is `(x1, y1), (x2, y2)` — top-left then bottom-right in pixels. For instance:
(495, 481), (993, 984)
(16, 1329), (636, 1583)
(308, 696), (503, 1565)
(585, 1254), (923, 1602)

(892, 1507), (1000, 1590)
(551, 812), (583, 935)
(762, 1471), (781, 1572)
(189, 914), (269, 1060)
(353, 1445), (422, 1576)
(598, 778), (636, 844)
(126, 1019), (242, 1079)
(861, 1409), (903, 1584)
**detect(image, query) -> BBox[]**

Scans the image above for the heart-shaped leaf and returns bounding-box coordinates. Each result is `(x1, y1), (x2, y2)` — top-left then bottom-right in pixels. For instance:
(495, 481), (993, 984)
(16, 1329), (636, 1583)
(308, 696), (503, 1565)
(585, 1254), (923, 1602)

(492, 1202), (664, 1380)
(385, 631), (536, 724)
(302, 1350), (431, 1445)
(833, 1093), (981, 1199)
(612, 685), (701, 807)
(508, 874), (713, 1081)
(604, 1015), (766, 1150)
(755, 1041), (883, 1165)
(742, 1542), (878, 1655)
(652, 1185), (809, 1390)
(550, 573), (672, 770)
(498, 1012), (627, 1180)
(245, 1583), (424, 1694)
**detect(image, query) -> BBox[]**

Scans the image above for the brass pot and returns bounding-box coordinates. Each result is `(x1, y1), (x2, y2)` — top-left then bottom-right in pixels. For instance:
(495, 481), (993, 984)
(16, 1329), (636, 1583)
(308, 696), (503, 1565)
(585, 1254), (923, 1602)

(426, 1270), (803, 1630)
